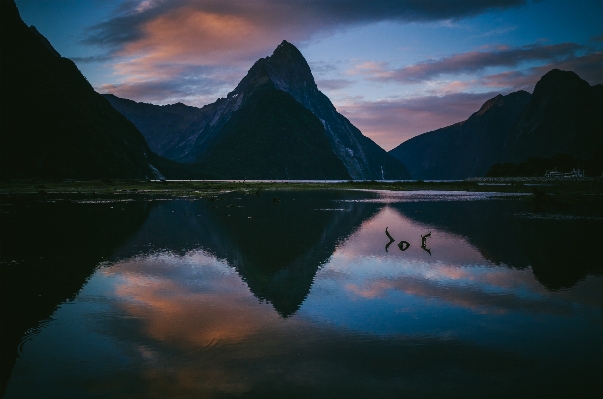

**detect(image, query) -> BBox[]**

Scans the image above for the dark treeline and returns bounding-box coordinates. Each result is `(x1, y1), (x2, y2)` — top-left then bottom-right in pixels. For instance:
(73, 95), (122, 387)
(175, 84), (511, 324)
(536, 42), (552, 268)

(487, 149), (603, 177)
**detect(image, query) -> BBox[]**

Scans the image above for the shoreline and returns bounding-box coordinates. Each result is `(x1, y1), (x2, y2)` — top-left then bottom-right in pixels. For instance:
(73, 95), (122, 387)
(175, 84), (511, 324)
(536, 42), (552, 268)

(467, 176), (603, 183)
(1, 179), (601, 202)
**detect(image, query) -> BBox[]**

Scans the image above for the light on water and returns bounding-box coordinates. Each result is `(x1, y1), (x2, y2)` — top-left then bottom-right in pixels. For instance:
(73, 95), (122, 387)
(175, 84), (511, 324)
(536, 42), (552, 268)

(2, 190), (602, 398)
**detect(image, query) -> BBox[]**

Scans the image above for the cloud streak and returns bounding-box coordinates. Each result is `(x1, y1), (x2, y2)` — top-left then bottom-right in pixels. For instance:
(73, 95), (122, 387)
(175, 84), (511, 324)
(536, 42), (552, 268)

(352, 42), (588, 83)
(85, 0), (532, 50)
(96, 64), (239, 105)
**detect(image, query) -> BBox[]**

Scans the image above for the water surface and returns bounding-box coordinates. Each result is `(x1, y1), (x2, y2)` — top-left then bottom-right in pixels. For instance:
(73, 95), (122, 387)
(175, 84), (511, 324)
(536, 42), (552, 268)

(2, 190), (602, 398)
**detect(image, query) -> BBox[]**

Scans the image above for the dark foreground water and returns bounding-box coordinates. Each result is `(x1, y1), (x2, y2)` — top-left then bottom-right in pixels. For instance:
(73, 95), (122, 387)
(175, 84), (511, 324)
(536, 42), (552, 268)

(1, 190), (602, 398)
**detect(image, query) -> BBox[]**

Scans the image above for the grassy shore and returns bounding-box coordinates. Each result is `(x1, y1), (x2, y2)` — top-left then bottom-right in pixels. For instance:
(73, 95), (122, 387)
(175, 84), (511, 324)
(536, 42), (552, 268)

(1, 178), (602, 204)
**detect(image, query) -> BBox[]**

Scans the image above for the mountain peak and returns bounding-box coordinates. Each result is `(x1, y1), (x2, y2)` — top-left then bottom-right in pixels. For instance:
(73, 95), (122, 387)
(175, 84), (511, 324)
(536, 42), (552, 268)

(533, 68), (590, 96)
(540, 68), (580, 81)
(264, 40), (317, 92)
(230, 40), (317, 99)
(503, 68), (603, 162)
(271, 40), (304, 60)
(218, 39), (410, 179)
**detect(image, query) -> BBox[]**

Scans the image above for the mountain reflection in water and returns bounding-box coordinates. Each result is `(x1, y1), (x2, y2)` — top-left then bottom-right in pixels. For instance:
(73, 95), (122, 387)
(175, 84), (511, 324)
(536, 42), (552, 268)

(2, 190), (602, 398)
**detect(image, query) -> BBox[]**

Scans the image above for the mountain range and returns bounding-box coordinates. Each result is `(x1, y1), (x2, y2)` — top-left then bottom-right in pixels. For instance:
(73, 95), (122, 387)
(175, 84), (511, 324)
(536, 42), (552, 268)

(2, 0), (601, 181)
(105, 41), (411, 180)
(389, 91), (531, 180)
(390, 70), (603, 179)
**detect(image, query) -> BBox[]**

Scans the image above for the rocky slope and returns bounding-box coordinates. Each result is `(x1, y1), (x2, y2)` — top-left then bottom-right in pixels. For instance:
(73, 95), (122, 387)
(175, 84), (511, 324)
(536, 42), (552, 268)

(102, 95), (204, 159)
(198, 86), (351, 179)
(389, 91), (531, 180)
(107, 41), (411, 180)
(0, 0), (164, 179)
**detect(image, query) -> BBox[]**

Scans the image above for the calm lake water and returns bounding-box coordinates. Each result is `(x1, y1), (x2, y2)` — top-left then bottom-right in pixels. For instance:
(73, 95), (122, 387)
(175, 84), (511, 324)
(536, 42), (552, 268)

(1, 189), (602, 398)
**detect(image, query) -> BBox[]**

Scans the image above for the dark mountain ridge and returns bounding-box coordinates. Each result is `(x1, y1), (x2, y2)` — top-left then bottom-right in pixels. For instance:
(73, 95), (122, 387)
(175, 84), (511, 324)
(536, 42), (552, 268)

(389, 69), (603, 179)
(0, 0), (165, 179)
(502, 69), (603, 163)
(106, 41), (411, 180)
(389, 91), (531, 180)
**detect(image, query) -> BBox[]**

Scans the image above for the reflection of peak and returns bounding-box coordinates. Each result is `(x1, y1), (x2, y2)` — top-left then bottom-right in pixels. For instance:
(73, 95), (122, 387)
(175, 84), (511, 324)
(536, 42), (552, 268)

(112, 191), (382, 317)
(207, 191), (381, 317)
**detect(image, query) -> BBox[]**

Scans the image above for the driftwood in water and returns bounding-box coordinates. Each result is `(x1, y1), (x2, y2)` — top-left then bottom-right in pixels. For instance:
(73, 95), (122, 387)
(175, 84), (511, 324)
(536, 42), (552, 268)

(385, 227), (395, 252)
(421, 232), (432, 255)
(385, 227), (395, 241)
(421, 232), (431, 246)
(398, 241), (410, 251)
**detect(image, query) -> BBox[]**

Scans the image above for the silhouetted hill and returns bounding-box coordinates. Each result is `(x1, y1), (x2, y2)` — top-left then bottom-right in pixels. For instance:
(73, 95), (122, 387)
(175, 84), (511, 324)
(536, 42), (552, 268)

(0, 0), (166, 179)
(105, 41), (410, 180)
(389, 91), (531, 180)
(503, 69), (603, 163)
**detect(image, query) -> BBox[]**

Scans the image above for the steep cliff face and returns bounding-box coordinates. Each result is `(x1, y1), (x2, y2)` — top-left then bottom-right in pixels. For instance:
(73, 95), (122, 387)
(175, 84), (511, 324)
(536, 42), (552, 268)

(0, 0), (161, 179)
(389, 91), (531, 179)
(502, 69), (603, 163)
(107, 41), (410, 180)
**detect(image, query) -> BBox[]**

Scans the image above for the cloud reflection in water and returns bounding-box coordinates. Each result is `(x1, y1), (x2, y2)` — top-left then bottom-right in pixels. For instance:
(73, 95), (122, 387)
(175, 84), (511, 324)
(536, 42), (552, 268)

(5, 192), (603, 398)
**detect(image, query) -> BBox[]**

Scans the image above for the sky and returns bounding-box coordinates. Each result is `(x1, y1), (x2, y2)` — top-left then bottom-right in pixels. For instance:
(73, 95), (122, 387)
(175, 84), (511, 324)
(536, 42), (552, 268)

(15, 0), (603, 150)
